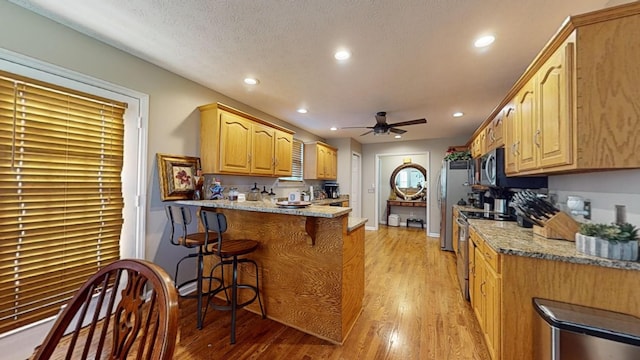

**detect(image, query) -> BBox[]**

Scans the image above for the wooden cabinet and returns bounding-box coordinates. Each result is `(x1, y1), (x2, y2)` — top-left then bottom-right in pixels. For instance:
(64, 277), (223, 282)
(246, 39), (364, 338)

(476, 3), (640, 175)
(485, 111), (504, 152)
(511, 41), (573, 173)
(199, 103), (295, 176)
(470, 131), (486, 158)
(452, 208), (459, 255)
(503, 105), (518, 174)
(304, 141), (338, 180)
(469, 227), (501, 360)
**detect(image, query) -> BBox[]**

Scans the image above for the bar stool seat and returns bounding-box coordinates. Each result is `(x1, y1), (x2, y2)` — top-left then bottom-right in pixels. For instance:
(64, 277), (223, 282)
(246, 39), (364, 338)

(200, 210), (265, 344)
(165, 205), (223, 330)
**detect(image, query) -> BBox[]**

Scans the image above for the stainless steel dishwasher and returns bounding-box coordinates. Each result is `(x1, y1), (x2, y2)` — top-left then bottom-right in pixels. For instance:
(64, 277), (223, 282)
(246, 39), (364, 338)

(533, 298), (640, 359)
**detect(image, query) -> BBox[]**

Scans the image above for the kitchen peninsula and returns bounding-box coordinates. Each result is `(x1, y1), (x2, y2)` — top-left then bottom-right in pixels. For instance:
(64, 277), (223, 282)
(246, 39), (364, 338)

(175, 199), (366, 344)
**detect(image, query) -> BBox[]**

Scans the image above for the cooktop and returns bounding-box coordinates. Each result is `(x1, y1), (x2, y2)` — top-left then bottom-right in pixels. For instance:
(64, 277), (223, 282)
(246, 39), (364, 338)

(460, 210), (515, 222)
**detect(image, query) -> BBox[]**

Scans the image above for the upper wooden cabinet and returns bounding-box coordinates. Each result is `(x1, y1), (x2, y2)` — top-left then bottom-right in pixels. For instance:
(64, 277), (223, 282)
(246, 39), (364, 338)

(304, 141), (338, 180)
(199, 103), (295, 177)
(474, 2), (640, 175)
(485, 111), (504, 152)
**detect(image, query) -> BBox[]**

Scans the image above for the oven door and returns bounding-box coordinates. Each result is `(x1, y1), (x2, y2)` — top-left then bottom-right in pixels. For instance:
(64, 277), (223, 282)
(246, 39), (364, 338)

(455, 216), (470, 301)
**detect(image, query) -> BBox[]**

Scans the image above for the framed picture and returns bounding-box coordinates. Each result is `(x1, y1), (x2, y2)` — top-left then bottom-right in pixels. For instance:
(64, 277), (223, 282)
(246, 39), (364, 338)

(156, 153), (201, 201)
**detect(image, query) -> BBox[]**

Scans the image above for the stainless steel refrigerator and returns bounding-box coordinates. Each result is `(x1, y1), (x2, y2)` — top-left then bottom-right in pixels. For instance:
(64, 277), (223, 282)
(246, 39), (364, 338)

(437, 160), (470, 251)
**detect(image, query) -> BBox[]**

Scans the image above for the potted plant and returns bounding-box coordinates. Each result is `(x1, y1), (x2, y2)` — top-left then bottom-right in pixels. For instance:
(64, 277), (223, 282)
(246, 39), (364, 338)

(444, 150), (471, 162)
(575, 222), (638, 261)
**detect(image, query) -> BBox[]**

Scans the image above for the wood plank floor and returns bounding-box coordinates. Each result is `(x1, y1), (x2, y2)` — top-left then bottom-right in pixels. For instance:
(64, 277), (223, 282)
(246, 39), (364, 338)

(174, 226), (491, 359)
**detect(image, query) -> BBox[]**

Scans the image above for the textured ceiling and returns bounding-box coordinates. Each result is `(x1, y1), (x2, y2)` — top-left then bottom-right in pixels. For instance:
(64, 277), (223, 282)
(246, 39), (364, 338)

(8, 0), (629, 144)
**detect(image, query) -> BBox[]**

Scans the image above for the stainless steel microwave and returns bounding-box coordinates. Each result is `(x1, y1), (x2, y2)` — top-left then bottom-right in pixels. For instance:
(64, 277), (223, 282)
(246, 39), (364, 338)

(472, 148), (548, 189)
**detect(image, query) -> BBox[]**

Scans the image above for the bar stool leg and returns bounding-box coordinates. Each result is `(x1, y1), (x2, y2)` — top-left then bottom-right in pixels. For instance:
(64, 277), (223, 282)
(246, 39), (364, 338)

(197, 249), (204, 329)
(230, 256), (239, 344)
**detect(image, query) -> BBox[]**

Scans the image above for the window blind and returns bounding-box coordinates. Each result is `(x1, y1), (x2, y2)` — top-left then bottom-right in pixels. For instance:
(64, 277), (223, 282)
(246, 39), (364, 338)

(280, 139), (303, 181)
(0, 71), (126, 334)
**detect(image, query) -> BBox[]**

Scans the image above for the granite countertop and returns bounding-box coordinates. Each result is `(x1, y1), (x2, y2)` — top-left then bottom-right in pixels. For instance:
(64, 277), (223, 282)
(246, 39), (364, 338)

(175, 199), (351, 218)
(468, 219), (640, 271)
(348, 217), (367, 232)
(311, 196), (350, 206)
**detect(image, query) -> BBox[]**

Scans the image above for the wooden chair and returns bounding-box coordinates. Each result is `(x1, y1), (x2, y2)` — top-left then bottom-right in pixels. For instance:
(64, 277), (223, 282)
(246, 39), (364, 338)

(31, 259), (179, 360)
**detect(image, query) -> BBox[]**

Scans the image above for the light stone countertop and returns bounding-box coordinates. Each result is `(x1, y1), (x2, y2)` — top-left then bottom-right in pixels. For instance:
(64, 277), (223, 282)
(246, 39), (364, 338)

(175, 199), (351, 218)
(347, 217), (367, 232)
(467, 219), (640, 271)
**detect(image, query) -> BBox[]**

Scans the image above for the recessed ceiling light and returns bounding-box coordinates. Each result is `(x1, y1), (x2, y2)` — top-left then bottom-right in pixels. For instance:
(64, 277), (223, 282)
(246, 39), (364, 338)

(395, 135), (402, 139)
(334, 50), (351, 60)
(297, 108), (308, 114)
(330, 127), (338, 131)
(243, 77), (259, 85)
(474, 35), (495, 48)
(453, 112), (464, 118)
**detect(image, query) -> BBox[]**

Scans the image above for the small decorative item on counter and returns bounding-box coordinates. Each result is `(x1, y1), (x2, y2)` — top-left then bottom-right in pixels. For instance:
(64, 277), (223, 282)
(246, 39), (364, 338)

(268, 188), (277, 204)
(210, 181), (224, 200)
(228, 187), (239, 201)
(288, 190), (301, 203)
(192, 170), (204, 200)
(575, 222), (638, 261)
(247, 183), (261, 201)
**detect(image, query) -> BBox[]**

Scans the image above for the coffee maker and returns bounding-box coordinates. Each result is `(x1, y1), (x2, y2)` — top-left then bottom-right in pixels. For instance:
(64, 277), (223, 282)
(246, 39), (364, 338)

(324, 182), (340, 199)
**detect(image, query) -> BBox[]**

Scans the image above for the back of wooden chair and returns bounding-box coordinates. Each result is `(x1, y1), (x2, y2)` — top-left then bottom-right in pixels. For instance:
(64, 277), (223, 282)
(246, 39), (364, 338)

(32, 259), (179, 360)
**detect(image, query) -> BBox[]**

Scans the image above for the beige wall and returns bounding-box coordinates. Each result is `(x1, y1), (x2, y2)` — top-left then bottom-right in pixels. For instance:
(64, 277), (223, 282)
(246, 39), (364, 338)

(0, 1), (323, 279)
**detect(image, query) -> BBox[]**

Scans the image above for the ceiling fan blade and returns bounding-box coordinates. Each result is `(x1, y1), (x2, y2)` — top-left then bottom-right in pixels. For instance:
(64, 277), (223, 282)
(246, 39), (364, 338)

(390, 128), (407, 134)
(341, 126), (373, 129)
(388, 118), (427, 127)
(375, 111), (387, 125)
(360, 130), (374, 136)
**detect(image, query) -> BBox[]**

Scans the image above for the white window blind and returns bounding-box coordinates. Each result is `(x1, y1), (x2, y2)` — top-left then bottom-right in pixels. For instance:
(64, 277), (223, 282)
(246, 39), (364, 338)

(0, 71), (126, 334)
(280, 139), (303, 181)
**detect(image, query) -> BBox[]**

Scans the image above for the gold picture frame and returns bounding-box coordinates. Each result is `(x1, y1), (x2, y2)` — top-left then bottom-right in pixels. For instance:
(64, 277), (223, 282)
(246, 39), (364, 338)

(156, 153), (201, 201)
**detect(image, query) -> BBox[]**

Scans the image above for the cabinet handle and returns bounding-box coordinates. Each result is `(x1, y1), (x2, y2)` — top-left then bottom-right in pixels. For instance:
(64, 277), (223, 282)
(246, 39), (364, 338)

(514, 141), (520, 156)
(248, 154), (251, 163)
(480, 281), (486, 296)
(534, 129), (541, 148)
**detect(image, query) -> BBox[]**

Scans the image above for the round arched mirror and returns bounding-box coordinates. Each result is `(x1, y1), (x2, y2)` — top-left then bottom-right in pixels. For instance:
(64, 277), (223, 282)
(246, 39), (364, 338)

(390, 163), (427, 200)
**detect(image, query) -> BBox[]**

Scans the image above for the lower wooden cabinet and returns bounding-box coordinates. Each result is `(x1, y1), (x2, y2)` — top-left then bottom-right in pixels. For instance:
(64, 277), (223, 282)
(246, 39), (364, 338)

(469, 228), (501, 360)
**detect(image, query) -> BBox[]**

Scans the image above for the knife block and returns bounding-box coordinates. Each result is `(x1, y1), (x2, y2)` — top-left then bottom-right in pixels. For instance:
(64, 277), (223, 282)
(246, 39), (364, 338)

(532, 211), (580, 241)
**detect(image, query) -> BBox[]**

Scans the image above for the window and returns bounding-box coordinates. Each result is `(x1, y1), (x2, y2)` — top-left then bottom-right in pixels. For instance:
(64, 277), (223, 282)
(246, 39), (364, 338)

(279, 139), (303, 181)
(0, 70), (126, 334)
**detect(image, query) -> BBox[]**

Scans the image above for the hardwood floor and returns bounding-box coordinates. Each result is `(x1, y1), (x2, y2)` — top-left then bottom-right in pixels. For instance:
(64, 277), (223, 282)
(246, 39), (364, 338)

(174, 226), (491, 359)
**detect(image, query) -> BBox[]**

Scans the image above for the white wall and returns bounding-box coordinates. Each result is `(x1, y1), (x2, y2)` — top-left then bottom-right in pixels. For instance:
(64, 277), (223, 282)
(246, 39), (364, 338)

(379, 154), (429, 226)
(362, 136), (469, 234)
(549, 169), (640, 225)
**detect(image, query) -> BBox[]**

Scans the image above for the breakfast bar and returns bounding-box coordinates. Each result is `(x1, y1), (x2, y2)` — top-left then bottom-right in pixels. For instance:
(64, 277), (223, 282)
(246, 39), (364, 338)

(176, 200), (366, 344)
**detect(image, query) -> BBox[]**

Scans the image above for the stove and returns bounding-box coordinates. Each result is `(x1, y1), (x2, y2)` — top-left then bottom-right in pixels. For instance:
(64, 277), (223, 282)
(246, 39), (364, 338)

(459, 210), (515, 221)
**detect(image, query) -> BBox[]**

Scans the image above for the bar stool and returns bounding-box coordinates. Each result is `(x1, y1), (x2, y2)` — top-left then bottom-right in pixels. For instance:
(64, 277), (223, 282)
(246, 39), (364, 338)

(200, 210), (266, 344)
(165, 205), (222, 329)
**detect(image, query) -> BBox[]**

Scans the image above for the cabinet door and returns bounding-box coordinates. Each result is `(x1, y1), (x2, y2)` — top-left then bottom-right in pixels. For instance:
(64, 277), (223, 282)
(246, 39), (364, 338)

(485, 265), (501, 360)
(516, 80), (537, 171)
(473, 247), (485, 326)
(317, 145), (327, 178)
(538, 42), (574, 168)
(328, 148), (338, 179)
(492, 112), (504, 149)
(251, 123), (276, 175)
(503, 105), (518, 175)
(219, 111), (252, 173)
(274, 130), (293, 176)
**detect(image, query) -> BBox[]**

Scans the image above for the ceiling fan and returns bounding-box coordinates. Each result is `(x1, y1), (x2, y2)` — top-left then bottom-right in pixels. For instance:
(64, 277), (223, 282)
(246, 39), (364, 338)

(343, 112), (427, 136)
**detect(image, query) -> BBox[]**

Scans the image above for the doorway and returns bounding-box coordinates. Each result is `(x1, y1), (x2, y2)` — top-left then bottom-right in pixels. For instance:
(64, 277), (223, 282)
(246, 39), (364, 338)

(375, 152), (429, 231)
